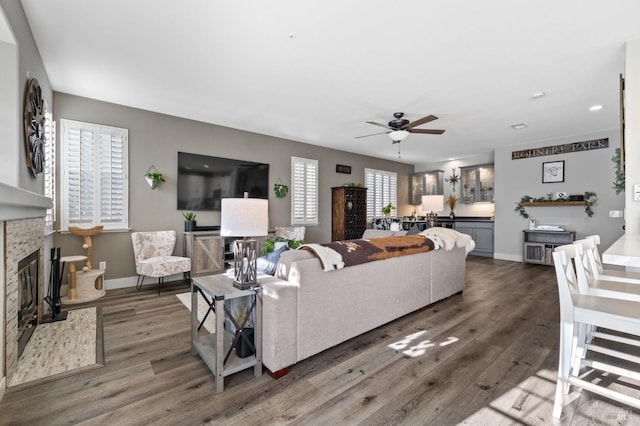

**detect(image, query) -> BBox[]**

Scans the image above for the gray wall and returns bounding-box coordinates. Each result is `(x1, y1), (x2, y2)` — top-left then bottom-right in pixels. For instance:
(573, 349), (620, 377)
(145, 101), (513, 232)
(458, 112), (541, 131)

(494, 130), (624, 260)
(53, 93), (415, 284)
(0, 0), (52, 192)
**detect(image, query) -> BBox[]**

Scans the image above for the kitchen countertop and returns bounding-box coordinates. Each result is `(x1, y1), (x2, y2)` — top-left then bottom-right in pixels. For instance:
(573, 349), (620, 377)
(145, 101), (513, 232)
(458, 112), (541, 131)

(400, 216), (494, 222)
(602, 233), (640, 268)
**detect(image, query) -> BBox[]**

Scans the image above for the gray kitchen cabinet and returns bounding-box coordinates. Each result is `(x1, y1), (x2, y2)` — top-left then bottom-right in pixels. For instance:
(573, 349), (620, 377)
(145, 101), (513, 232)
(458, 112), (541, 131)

(454, 221), (494, 257)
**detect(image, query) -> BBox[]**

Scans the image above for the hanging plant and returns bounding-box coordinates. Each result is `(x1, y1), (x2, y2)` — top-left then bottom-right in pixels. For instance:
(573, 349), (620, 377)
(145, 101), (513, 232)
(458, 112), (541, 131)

(514, 192), (597, 218)
(612, 147), (625, 194)
(274, 178), (289, 198)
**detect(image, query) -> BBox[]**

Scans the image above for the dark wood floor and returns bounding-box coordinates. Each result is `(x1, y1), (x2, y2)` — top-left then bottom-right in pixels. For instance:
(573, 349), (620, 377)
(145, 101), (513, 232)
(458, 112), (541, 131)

(1, 256), (638, 425)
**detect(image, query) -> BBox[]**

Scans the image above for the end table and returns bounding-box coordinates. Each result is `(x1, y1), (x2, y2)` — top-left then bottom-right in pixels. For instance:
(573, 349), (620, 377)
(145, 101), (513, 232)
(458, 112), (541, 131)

(191, 274), (262, 393)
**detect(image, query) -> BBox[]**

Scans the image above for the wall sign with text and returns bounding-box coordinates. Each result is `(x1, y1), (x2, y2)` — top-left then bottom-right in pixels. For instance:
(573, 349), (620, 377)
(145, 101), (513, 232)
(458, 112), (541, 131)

(512, 138), (608, 160)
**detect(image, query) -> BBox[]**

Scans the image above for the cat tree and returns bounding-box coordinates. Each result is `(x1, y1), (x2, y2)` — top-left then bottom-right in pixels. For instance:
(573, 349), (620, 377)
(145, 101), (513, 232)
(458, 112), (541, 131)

(61, 225), (106, 304)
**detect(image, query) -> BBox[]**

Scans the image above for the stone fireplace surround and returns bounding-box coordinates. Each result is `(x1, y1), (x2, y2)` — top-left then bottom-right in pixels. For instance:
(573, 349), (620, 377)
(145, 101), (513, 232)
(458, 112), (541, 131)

(0, 182), (51, 390)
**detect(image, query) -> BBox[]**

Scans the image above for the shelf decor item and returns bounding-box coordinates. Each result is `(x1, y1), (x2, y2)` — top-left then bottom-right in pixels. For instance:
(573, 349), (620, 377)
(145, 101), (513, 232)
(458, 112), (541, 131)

(274, 178), (288, 198)
(221, 193), (269, 289)
(144, 165), (165, 189)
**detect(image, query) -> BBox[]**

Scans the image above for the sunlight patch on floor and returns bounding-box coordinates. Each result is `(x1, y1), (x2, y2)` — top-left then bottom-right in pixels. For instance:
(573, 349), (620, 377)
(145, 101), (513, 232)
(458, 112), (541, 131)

(387, 330), (459, 357)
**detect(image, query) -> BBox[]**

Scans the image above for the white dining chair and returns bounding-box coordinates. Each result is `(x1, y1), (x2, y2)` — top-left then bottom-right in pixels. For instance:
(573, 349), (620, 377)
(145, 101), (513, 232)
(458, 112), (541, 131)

(552, 244), (640, 419)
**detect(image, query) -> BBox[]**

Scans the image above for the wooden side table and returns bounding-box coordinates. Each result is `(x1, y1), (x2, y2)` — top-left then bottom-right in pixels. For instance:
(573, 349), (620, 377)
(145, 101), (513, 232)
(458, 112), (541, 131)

(191, 274), (262, 393)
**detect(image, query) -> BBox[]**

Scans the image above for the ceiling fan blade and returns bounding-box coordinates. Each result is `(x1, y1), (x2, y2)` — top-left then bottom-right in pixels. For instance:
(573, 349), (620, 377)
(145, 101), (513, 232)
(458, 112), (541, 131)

(408, 128), (446, 135)
(355, 131), (390, 139)
(366, 121), (393, 130)
(403, 114), (438, 129)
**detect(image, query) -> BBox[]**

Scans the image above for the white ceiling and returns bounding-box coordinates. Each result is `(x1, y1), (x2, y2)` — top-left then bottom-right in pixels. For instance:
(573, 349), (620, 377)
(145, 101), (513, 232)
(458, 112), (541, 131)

(20, 0), (640, 167)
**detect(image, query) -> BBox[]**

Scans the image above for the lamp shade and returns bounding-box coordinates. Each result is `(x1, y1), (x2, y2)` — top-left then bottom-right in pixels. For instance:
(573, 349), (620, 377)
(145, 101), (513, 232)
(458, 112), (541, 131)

(421, 195), (444, 213)
(221, 198), (269, 237)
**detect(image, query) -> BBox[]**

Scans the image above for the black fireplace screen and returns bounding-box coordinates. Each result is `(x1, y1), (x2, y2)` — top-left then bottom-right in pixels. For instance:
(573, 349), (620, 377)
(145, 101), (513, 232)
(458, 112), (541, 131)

(18, 250), (39, 358)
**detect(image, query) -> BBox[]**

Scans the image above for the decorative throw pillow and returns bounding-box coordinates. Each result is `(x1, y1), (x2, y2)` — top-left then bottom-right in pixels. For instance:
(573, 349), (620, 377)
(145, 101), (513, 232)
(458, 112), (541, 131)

(256, 244), (288, 276)
(406, 225), (420, 235)
(274, 241), (288, 251)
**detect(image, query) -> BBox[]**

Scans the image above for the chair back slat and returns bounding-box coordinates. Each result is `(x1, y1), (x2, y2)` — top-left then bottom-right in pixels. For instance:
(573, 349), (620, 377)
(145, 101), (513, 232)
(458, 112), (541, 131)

(585, 235), (604, 275)
(552, 244), (580, 323)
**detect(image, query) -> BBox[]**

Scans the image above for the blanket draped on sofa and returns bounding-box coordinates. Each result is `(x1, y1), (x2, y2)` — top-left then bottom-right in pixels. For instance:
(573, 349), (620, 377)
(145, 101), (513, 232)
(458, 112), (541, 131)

(300, 235), (435, 271)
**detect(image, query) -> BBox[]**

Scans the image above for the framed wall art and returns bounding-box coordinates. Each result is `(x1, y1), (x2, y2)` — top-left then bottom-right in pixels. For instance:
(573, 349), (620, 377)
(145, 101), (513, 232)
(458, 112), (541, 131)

(542, 160), (564, 183)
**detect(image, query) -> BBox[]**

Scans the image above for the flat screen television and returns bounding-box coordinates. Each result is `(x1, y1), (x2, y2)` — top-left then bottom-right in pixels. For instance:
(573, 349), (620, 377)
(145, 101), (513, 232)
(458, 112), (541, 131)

(177, 152), (269, 211)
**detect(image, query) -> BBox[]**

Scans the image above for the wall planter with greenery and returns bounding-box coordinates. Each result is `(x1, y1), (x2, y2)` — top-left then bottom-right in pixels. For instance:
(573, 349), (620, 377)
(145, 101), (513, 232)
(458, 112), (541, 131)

(515, 192), (597, 218)
(144, 165), (165, 189)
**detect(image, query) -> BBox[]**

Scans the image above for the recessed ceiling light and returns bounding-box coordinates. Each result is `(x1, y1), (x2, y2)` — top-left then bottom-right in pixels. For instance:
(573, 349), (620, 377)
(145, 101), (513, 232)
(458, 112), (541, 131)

(511, 123), (528, 130)
(531, 92), (546, 99)
(590, 105), (604, 111)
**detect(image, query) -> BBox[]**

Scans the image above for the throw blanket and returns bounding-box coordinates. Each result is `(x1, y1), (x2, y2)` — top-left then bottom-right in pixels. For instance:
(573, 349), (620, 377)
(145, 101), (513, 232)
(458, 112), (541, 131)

(419, 227), (476, 254)
(300, 235), (435, 271)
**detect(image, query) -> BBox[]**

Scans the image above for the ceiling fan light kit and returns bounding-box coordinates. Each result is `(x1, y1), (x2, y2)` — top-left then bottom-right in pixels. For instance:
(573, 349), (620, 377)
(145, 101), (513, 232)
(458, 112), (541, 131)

(388, 130), (409, 143)
(357, 112), (445, 144)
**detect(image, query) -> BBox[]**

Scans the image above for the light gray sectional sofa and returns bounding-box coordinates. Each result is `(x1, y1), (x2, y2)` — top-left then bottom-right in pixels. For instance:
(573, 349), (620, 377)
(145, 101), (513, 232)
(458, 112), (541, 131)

(259, 229), (469, 375)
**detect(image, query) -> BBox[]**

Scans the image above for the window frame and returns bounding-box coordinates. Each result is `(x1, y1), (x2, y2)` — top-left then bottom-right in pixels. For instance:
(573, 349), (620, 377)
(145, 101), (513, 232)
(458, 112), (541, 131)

(60, 119), (129, 232)
(290, 156), (318, 226)
(43, 107), (55, 234)
(365, 168), (398, 221)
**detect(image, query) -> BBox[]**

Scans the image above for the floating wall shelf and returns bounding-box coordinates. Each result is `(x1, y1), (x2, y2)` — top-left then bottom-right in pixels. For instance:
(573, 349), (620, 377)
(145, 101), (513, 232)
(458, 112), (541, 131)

(520, 201), (586, 207)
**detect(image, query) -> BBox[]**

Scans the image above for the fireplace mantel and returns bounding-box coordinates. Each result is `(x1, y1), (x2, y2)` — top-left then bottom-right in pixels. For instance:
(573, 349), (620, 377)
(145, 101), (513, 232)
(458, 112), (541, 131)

(0, 182), (52, 221)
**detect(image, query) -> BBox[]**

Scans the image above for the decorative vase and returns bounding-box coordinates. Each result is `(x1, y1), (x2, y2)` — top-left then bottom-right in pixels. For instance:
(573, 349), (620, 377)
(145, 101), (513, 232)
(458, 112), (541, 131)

(184, 220), (197, 232)
(449, 210), (455, 219)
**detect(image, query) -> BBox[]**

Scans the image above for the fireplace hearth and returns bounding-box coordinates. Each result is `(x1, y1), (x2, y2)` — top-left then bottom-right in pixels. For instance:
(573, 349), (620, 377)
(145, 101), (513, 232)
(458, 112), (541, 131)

(17, 250), (39, 358)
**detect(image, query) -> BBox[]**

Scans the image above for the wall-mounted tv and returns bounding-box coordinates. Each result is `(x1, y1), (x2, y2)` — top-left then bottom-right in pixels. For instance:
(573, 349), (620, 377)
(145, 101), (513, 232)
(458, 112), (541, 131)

(177, 152), (269, 211)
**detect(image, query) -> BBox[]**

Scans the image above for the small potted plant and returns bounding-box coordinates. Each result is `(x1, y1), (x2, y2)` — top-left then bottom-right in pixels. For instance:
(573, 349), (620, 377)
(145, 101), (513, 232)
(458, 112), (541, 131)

(182, 211), (197, 232)
(381, 203), (396, 217)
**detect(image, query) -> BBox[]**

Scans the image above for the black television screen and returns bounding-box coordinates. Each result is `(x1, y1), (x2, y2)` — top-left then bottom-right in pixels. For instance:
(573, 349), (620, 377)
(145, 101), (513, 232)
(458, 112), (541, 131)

(177, 152), (269, 211)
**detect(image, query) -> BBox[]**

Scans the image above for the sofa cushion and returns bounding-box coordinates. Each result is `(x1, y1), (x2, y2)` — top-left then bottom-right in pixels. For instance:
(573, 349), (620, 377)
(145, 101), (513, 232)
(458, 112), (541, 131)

(362, 229), (395, 238)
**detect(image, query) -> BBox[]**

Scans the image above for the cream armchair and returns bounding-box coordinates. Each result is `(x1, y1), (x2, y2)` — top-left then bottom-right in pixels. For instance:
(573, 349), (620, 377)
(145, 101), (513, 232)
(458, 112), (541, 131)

(131, 230), (191, 294)
(274, 226), (305, 241)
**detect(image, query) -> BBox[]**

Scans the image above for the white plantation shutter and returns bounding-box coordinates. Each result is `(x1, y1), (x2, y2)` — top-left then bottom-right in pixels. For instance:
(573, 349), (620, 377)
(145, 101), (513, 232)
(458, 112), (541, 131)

(43, 109), (55, 234)
(291, 156), (318, 225)
(365, 168), (397, 220)
(61, 119), (128, 231)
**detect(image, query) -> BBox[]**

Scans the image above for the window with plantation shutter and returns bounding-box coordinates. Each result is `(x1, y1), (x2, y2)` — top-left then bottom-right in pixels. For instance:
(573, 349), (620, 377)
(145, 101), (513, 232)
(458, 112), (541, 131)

(291, 156), (318, 225)
(60, 119), (129, 231)
(365, 168), (397, 220)
(43, 108), (55, 234)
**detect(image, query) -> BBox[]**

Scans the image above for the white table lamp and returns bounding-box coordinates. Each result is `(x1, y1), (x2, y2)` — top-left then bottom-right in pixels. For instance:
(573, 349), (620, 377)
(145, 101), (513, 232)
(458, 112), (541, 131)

(421, 195), (444, 228)
(221, 193), (268, 289)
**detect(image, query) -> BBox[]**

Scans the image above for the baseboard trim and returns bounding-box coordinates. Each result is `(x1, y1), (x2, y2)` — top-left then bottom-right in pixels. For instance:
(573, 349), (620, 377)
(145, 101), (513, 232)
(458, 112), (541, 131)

(493, 253), (522, 262)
